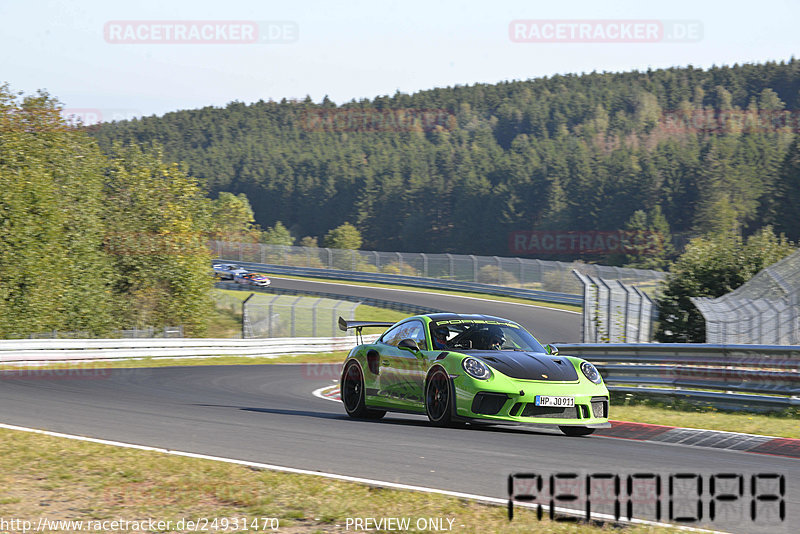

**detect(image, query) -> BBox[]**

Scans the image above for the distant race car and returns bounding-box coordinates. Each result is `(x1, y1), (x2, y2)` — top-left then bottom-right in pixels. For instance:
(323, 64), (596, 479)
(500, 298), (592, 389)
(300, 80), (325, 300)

(234, 272), (271, 287)
(213, 263), (248, 280)
(338, 313), (609, 436)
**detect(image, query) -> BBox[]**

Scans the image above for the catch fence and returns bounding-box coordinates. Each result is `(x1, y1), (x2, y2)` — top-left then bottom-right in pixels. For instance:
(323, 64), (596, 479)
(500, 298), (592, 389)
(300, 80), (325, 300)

(692, 250), (800, 345)
(210, 241), (665, 295)
(573, 271), (656, 343)
(213, 287), (358, 339)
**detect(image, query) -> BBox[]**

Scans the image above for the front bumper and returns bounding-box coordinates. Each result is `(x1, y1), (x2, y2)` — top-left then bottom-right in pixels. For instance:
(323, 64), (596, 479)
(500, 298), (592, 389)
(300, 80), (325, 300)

(453, 374), (610, 426)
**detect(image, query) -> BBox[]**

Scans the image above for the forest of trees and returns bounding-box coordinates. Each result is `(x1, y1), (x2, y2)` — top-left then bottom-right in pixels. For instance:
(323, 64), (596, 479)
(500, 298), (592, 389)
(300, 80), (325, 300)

(0, 86), (213, 337)
(91, 60), (800, 263)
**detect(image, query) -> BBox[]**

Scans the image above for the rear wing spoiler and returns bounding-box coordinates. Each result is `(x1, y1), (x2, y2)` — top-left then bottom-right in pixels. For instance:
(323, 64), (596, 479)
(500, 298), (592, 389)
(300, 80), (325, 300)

(338, 317), (395, 332)
(339, 317), (397, 345)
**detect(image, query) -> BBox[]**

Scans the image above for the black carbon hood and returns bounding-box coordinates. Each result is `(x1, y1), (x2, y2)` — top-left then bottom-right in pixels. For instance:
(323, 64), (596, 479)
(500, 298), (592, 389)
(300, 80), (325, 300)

(468, 352), (579, 381)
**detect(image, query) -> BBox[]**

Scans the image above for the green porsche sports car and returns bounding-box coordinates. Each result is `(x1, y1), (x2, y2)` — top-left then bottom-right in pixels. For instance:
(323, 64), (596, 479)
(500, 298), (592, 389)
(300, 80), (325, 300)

(338, 313), (609, 436)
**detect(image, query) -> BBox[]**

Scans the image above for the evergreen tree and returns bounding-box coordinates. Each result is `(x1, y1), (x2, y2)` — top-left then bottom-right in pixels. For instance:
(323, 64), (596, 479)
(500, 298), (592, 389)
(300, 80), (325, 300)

(87, 60), (800, 258)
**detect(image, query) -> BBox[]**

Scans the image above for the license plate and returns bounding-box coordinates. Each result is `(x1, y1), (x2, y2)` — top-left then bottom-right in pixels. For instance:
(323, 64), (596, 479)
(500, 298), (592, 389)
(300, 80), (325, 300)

(534, 395), (574, 407)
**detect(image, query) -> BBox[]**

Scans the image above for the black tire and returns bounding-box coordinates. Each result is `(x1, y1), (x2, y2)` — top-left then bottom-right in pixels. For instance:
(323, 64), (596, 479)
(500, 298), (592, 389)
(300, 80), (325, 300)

(425, 368), (454, 427)
(341, 361), (385, 420)
(559, 426), (595, 437)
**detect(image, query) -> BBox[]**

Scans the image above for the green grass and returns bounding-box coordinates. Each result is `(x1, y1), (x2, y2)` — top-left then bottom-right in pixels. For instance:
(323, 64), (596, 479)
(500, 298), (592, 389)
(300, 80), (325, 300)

(610, 393), (800, 439)
(206, 303), (243, 338)
(0, 427), (680, 533)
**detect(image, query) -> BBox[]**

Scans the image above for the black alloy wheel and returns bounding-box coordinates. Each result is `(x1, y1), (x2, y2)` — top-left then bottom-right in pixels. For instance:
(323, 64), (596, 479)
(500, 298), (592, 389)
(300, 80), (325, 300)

(341, 361), (385, 419)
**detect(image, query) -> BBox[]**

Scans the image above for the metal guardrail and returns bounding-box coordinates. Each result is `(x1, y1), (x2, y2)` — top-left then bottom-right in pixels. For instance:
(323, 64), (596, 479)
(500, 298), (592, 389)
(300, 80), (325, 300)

(0, 335), (379, 364)
(6, 326), (797, 410)
(555, 343), (800, 408)
(215, 260), (584, 306)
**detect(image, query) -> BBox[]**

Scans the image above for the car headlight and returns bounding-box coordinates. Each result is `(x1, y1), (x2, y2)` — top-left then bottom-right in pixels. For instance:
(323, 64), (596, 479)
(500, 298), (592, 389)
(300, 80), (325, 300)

(580, 361), (602, 384)
(462, 358), (492, 380)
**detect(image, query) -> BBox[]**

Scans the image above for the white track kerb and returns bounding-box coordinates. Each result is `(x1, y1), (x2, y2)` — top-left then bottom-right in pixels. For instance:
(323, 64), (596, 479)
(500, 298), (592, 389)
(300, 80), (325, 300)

(0, 422), (722, 533)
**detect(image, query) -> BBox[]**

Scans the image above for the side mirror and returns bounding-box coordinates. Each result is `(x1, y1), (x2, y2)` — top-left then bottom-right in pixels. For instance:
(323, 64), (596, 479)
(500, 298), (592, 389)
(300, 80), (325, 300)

(545, 344), (559, 356)
(398, 338), (420, 352)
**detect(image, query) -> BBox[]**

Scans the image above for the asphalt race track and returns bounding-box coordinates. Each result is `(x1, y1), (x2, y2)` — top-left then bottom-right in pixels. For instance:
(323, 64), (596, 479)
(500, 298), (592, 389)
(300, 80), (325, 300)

(1, 365), (797, 534)
(268, 276), (582, 343)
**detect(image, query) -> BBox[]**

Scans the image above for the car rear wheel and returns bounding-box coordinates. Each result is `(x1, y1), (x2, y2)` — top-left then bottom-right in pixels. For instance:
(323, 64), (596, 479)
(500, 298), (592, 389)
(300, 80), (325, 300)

(341, 361), (385, 420)
(559, 426), (595, 437)
(425, 368), (454, 427)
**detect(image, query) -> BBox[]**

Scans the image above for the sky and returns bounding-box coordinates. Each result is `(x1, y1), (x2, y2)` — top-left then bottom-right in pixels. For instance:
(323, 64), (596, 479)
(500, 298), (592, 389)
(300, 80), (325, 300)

(1, 0), (798, 122)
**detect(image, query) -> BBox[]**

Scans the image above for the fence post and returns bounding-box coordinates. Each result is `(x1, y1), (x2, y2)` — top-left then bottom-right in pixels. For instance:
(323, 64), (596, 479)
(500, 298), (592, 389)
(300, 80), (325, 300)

(446, 253), (454, 279)
(589, 275), (612, 343)
(573, 270), (586, 343)
(421, 253), (428, 278)
(617, 281), (632, 343)
(290, 295), (303, 338)
(312, 298), (319, 337)
(242, 293), (255, 339)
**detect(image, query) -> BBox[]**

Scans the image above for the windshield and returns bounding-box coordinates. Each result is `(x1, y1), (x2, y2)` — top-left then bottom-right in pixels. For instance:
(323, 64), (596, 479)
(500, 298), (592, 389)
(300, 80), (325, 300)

(429, 320), (546, 353)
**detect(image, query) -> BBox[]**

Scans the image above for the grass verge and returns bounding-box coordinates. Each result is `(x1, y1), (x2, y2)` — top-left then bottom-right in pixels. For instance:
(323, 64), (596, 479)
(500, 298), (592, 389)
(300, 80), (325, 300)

(0, 428), (677, 533)
(610, 393), (800, 439)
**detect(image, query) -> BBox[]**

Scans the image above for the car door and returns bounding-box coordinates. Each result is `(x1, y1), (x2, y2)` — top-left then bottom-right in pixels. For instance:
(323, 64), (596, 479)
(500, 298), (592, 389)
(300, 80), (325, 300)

(376, 320), (428, 409)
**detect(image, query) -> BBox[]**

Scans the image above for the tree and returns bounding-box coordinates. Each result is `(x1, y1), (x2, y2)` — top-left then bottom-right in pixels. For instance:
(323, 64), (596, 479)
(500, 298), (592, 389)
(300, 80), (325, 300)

(210, 192), (257, 241)
(104, 143), (213, 336)
(262, 221), (294, 245)
(323, 222), (362, 250)
(299, 236), (318, 248)
(622, 206), (674, 270)
(0, 86), (115, 337)
(655, 227), (794, 342)
(772, 139), (800, 240)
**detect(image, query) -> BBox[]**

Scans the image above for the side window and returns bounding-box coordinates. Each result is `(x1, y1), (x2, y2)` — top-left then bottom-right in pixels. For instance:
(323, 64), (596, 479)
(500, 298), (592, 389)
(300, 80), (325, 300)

(379, 320), (427, 349)
(406, 321), (427, 350)
(379, 323), (406, 346)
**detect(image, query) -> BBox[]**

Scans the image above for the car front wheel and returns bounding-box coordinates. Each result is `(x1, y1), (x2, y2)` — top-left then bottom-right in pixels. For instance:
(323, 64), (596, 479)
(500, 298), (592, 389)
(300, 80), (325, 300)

(341, 361), (385, 420)
(425, 368), (454, 427)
